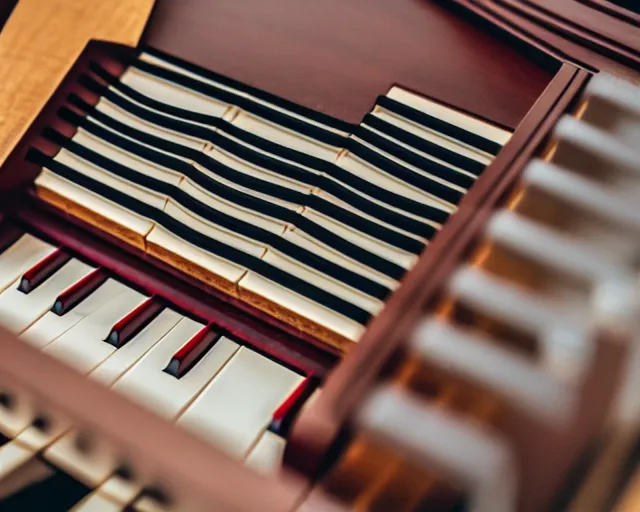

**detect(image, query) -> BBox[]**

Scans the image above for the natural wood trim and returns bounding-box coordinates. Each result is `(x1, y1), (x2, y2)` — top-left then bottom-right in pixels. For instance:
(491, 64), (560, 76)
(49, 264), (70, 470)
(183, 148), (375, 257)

(0, 0), (154, 168)
(578, 0), (640, 27)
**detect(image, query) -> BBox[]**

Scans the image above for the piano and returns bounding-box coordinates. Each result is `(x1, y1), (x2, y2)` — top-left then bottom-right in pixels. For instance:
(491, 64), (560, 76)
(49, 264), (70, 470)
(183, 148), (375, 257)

(0, 0), (638, 510)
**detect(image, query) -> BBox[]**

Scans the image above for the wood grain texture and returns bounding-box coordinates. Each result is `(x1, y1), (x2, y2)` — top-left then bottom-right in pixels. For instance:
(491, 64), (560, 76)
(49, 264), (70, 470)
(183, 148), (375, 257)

(0, 0), (154, 168)
(143, 0), (555, 128)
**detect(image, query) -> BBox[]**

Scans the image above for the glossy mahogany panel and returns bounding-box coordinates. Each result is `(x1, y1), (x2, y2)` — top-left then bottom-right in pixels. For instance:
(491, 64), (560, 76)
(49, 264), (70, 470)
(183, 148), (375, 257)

(143, 0), (556, 128)
(457, 0), (640, 81)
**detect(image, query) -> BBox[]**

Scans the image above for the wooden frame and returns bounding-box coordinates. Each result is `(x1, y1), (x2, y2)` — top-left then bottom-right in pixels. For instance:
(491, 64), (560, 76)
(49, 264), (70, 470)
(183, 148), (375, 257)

(448, 0), (640, 81)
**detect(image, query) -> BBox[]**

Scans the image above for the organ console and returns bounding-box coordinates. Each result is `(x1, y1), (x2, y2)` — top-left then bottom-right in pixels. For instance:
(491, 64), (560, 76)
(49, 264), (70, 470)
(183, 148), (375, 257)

(0, 0), (638, 510)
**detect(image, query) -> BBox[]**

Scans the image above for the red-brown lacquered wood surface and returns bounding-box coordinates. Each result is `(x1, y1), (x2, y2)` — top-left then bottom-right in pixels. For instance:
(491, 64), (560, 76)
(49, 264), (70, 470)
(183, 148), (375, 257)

(285, 63), (589, 477)
(578, 0), (640, 27)
(0, 325), (309, 512)
(12, 203), (337, 378)
(515, 0), (640, 65)
(143, 0), (555, 128)
(451, 0), (640, 82)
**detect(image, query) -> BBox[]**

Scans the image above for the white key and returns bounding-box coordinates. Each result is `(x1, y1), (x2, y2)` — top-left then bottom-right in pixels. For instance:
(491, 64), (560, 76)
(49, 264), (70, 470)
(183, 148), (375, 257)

(282, 227), (398, 290)
(113, 320), (239, 419)
(360, 122), (477, 180)
(179, 178), (287, 235)
(139, 52), (350, 136)
(133, 496), (171, 512)
(239, 272), (366, 342)
(245, 430), (286, 475)
(580, 73), (640, 145)
(386, 86), (511, 146)
(232, 111), (341, 161)
(90, 309), (183, 387)
(121, 66), (230, 119)
(205, 145), (314, 194)
(146, 226), (248, 285)
(0, 441), (36, 484)
(372, 109), (493, 166)
(177, 347), (302, 457)
(315, 187), (433, 238)
(410, 319), (575, 425)
(36, 170), (155, 242)
(14, 418), (70, 452)
(45, 312), (182, 492)
(0, 259), (94, 334)
(261, 249), (383, 315)
(0, 235), (56, 294)
(162, 199), (267, 258)
(72, 128), (183, 187)
(486, 210), (623, 284)
(43, 287), (147, 374)
(99, 475), (141, 506)
(336, 151), (455, 212)
(21, 279), (127, 350)
(45, 431), (116, 488)
(192, 161), (303, 212)
(94, 98), (206, 151)
(349, 134), (467, 194)
(301, 208), (418, 271)
(0, 443), (51, 500)
(55, 149), (168, 211)
(72, 492), (124, 512)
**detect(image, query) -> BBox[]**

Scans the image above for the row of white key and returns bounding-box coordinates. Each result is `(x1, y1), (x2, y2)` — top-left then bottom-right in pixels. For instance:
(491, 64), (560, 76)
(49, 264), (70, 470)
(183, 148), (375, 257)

(0, 234), (305, 508)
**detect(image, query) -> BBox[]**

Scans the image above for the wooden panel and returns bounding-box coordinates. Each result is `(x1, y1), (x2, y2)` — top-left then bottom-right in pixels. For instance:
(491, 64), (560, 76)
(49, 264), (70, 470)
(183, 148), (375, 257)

(144, 0), (556, 128)
(455, 0), (640, 82)
(517, 0), (640, 62)
(0, 0), (154, 169)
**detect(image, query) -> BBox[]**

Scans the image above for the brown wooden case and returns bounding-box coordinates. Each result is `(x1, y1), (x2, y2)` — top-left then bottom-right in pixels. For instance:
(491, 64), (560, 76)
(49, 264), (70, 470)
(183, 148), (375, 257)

(0, 0), (638, 510)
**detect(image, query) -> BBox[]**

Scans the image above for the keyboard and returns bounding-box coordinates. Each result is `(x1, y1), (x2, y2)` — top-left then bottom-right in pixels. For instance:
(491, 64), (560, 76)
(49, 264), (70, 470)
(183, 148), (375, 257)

(27, 49), (510, 351)
(0, 1), (638, 511)
(0, 227), (325, 509)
